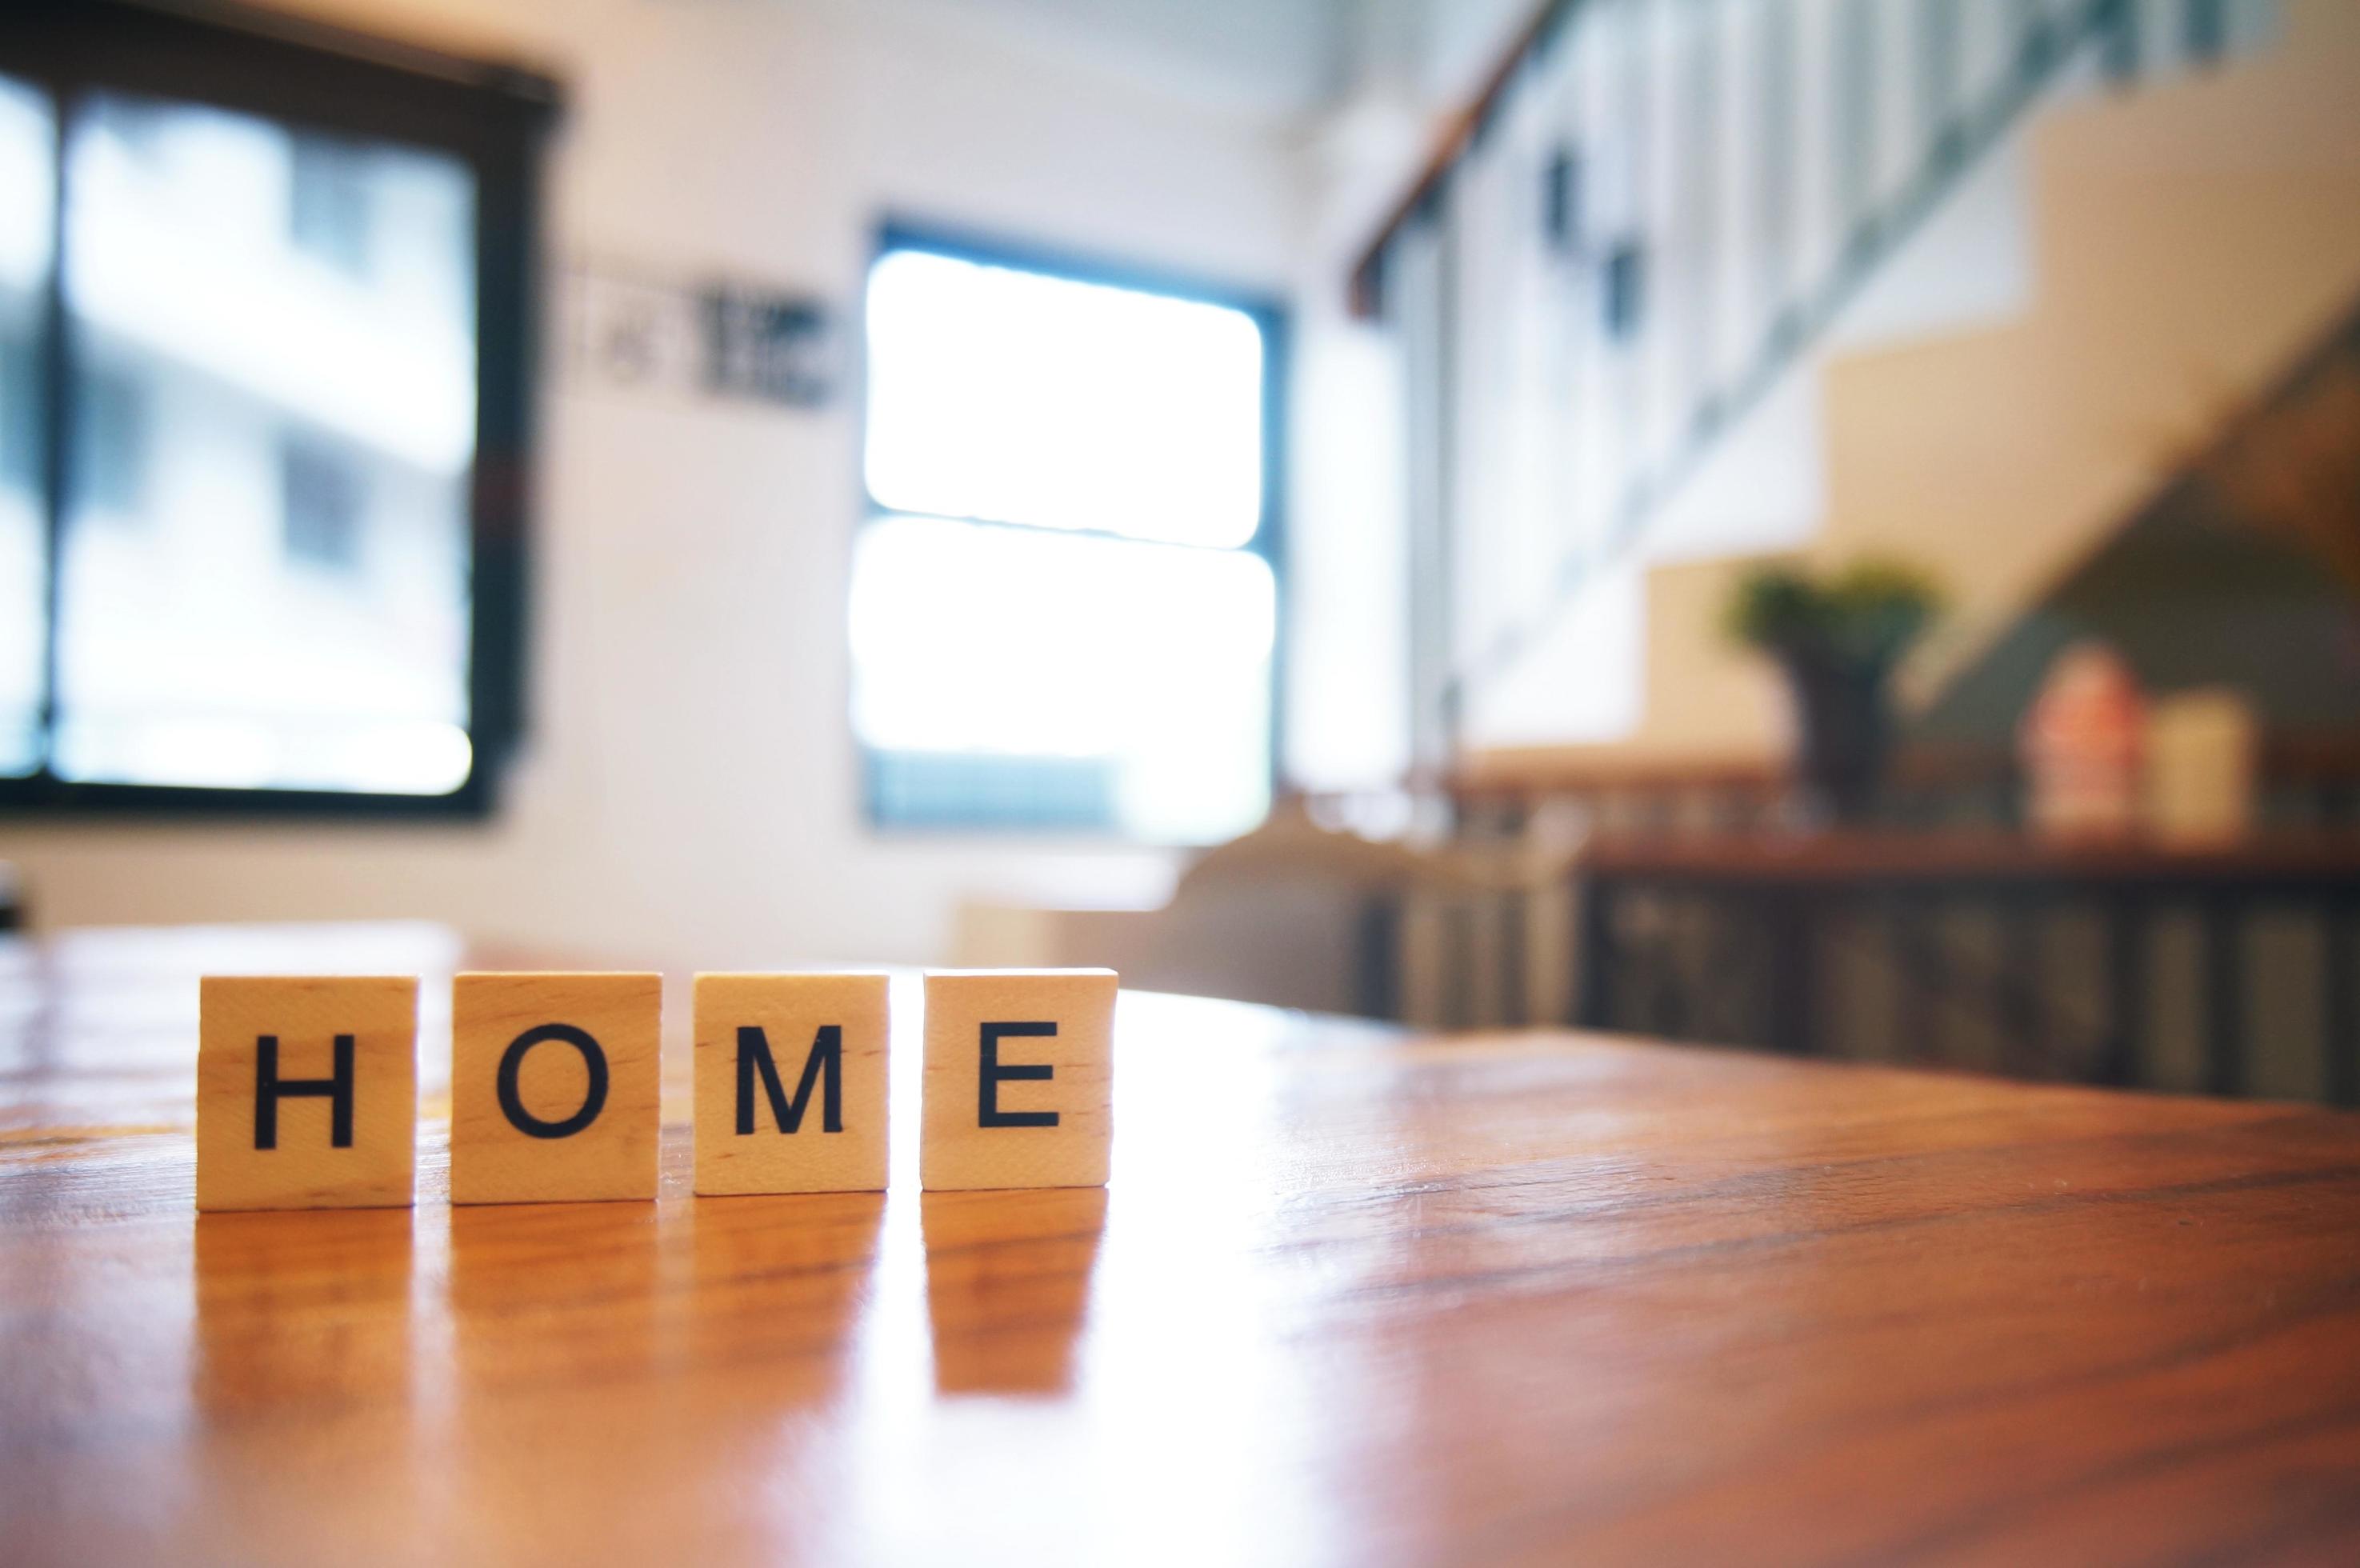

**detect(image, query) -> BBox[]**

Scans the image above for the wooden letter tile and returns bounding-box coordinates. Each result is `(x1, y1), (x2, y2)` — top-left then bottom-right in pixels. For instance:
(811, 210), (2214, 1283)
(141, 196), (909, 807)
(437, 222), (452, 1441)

(922, 969), (1114, 1191)
(694, 973), (889, 1194)
(450, 972), (661, 1205)
(197, 976), (418, 1212)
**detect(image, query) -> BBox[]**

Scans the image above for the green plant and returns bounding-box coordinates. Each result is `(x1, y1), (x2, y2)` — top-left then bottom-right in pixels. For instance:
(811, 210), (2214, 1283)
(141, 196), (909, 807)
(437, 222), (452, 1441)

(1723, 558), (1944, 672)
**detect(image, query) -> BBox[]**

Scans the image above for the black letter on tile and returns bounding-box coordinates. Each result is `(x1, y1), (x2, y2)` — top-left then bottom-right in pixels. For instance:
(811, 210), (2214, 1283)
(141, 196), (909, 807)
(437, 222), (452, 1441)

(737, 1024), (843, 1134)
(978, 1021), (1059, 1128)
(496, 1024), (610, 1139)
(254, 1034), (356, 1150)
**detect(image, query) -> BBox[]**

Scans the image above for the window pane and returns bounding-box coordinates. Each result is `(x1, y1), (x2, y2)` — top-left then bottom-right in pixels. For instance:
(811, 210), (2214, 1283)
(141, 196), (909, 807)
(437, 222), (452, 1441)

(850, 515), (1274, 842)
(54, 93), (477, 794)
(864, 249), (1265, 548)
(0, 74), (52, 777)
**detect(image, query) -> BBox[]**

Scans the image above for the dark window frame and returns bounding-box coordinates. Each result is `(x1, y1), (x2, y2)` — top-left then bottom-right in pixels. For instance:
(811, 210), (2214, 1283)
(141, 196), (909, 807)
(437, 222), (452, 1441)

(855, 219), (1290, 841)
(0, 0), (559, 819)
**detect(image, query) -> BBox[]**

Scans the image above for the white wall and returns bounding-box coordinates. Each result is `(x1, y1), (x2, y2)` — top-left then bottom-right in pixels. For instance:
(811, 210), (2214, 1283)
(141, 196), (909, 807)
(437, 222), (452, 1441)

(0, 0), (1305, 969)
(1274, 0), (1541, 794)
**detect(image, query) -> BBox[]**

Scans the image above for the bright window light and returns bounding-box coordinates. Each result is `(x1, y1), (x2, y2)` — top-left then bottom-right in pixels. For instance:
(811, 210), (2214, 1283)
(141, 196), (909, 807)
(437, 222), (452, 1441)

(48, 90), (477, 795)
(856, 240), (1277, 841)
(865, 248), (1263, 547)
(0, 73), (54, 777)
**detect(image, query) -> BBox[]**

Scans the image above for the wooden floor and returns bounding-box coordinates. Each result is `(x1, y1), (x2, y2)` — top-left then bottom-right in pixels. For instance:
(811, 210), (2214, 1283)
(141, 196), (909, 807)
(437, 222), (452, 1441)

(5, 923), (2360, 1566)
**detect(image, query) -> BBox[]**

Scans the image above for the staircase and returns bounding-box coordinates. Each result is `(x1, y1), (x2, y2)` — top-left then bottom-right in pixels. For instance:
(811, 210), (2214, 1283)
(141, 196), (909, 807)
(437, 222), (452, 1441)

(1358, 0), (2360, 773)
(1624, 0), (2360, 759)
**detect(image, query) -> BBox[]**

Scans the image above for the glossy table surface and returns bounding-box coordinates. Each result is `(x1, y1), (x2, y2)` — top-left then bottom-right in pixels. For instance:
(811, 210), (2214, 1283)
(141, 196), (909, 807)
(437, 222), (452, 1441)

(6, 922), (2360, 1566)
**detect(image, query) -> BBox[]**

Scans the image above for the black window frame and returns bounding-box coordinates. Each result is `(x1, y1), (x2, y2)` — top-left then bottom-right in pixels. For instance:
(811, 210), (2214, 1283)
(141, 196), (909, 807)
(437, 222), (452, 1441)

(0, 0), (559, 819)
(854, 219), (1290, 842)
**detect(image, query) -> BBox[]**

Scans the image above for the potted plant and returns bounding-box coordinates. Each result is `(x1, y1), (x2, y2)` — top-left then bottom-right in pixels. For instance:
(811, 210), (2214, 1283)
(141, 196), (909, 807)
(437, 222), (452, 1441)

(1724, 558), (1943, 822)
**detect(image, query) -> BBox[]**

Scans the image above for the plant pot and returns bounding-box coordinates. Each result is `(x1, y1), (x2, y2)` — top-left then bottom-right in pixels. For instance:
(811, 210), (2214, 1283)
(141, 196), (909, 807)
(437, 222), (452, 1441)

(1780, 654), (1891, 824)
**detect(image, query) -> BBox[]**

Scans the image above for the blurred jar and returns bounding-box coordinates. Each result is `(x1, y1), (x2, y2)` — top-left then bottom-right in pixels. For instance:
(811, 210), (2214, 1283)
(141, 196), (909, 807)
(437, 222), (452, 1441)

(2020, 642), (2146, 840)
(2144, 689), (2258, 846)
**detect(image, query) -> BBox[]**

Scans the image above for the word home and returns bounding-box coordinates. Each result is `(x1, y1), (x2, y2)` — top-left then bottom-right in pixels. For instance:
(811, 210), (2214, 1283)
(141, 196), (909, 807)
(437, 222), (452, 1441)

(195, 969), (1114, 1210)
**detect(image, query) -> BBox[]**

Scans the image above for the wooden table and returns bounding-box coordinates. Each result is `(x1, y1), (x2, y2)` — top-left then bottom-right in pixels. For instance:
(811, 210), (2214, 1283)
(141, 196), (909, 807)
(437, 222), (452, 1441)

(6, 922), (2360, 1565)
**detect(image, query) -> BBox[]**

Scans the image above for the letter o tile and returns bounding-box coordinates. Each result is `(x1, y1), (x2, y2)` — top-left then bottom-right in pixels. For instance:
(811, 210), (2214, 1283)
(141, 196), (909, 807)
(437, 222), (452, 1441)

(450, 972), (661, 1205)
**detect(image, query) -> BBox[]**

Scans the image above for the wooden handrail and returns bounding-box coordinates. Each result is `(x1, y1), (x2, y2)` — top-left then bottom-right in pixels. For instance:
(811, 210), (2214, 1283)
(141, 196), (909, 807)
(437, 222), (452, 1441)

(1346, 0), (1568, 318)
(1446, 734), (2360, 805)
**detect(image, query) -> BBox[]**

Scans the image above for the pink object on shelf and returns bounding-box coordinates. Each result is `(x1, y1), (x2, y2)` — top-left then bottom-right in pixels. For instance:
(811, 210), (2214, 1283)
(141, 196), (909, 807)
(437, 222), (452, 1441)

(2020, 642), (2147, 840)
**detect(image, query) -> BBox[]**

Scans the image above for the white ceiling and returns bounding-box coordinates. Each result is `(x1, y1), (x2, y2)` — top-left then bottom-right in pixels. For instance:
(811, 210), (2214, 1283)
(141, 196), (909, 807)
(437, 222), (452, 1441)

(958, 0), (1538, 122)
(766, 0), (1537, 137)
(857, 0), (1355, 122)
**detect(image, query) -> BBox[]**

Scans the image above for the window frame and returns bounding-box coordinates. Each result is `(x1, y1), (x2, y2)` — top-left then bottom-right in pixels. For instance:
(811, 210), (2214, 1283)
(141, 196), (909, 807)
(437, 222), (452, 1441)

(854, 219), (1290, 842)
(0, 0), (559, 818)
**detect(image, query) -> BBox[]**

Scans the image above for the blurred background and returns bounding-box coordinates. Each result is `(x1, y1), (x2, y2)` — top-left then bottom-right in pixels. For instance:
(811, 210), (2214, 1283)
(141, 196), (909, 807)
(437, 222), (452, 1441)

(2, 0), (2357, 1102)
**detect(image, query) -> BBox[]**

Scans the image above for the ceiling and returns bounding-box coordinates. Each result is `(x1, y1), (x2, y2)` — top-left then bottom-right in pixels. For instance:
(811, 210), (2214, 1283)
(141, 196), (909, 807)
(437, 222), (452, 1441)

(850, 0), (1355, 122)
(842, 0), (1533, 126)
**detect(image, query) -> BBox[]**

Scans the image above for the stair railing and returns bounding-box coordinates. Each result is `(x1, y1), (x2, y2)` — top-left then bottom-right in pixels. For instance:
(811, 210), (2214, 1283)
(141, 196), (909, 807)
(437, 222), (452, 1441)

(1351, 0), (2266, 750)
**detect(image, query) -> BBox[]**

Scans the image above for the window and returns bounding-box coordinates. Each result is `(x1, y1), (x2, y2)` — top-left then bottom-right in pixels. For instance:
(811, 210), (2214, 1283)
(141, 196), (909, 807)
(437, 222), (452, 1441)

(70, 362), (146, 518)
(0, 314), (35, 495)
(281, 435), (365, 572)
(288, 133), (377, 277)
(854, 230), (1282, 843)
(0, 70), (54, 776)
(0, 2), (555, 812)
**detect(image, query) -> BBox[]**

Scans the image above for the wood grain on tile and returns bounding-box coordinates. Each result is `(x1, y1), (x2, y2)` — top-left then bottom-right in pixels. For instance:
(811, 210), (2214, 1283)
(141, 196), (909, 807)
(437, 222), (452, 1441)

(692, 972), (888, 1194)
(450, 971), (660, 1205)
(921, 968), (1114, 1191)
(196, 975), (418, 1212)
